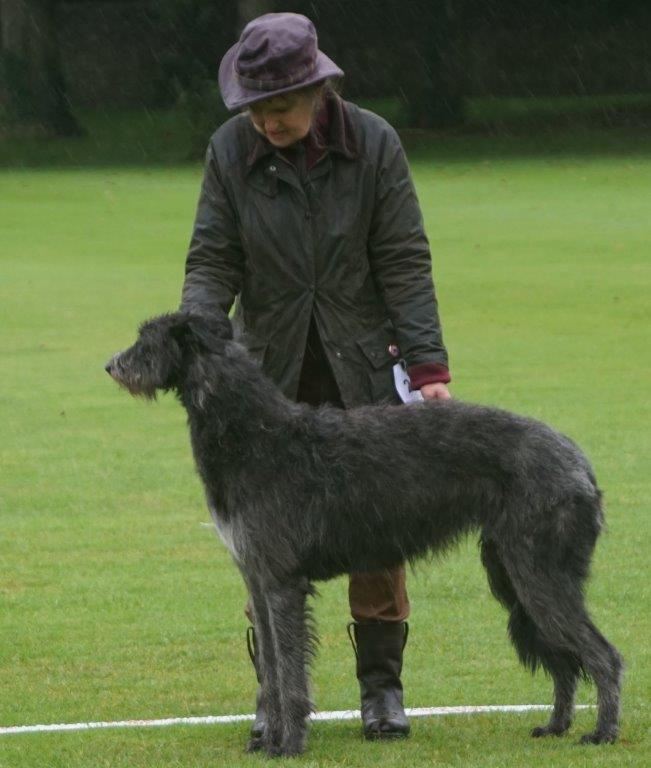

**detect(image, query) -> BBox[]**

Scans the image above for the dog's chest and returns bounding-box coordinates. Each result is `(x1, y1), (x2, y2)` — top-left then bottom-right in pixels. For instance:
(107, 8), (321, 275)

(208, 505), (240, 561)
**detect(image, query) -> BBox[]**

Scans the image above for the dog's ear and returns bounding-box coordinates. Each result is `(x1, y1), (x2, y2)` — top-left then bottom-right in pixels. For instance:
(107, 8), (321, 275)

(170, 311), (233, 355)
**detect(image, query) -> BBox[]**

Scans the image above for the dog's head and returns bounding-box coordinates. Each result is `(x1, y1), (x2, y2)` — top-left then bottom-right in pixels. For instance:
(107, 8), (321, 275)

(105, 311), (233, 398)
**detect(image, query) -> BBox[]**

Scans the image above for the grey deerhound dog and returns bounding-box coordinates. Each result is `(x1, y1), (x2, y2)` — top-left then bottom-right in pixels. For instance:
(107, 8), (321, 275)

(106, 311), (622, 758)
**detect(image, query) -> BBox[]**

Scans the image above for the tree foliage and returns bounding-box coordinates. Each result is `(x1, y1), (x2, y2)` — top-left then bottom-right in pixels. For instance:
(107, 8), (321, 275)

(0, 0), (80, 135)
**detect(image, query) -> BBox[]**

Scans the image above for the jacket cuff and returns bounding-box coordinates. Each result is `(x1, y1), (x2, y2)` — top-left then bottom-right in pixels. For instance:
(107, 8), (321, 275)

(407, 362), (451, 389)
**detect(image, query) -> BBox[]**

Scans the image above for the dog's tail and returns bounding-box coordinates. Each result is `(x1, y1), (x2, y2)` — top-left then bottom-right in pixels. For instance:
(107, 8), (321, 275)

(480, 536), (518, 611)
(479, 537), (585, 679)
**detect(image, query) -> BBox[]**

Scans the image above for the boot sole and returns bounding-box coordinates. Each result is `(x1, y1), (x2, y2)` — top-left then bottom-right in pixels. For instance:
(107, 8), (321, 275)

(364, 728), (410, 740)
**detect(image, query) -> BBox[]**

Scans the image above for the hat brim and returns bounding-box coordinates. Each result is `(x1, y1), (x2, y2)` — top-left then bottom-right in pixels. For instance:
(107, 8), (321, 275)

(218, 42), (344, 111)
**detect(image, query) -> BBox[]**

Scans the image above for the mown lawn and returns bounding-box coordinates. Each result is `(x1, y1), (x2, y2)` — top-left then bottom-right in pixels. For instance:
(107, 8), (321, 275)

(0, 128), (649, 766)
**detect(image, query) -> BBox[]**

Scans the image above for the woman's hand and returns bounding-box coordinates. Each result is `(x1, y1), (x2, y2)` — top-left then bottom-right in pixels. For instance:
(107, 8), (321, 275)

(420, 383), (451, 400)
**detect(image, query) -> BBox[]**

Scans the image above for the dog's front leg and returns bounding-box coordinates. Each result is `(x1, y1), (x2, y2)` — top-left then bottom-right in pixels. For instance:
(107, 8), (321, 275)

(245, 571), (313, 758)
(265, 577), (313, 757)
(245, 575), (283, 755)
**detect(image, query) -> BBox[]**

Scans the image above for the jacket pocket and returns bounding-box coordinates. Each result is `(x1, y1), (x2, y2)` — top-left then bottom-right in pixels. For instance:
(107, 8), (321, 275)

(355, 321), (401, 404)
(355, 320), (399, 370)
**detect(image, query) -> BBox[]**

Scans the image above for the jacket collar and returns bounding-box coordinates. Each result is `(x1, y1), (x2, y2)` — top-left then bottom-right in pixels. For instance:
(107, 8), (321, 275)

(245, 92), (358, 169)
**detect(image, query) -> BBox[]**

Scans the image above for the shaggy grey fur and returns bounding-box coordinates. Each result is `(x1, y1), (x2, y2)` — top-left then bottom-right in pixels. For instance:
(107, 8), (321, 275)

(106, 311), (622, 758)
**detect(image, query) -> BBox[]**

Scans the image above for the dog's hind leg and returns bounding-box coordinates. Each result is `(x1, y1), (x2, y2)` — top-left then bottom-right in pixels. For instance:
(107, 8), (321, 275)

(508, 602), (580, 737)
(481, 538), (579, 737)
(516, 601), (621, 744)
(575, 618), (623, 745)
(494, 543), (622, 744)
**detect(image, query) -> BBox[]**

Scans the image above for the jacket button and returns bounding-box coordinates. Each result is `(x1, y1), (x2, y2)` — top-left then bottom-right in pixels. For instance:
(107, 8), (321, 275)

(268, 165), (277, 173)
(335, 350), (342, 359)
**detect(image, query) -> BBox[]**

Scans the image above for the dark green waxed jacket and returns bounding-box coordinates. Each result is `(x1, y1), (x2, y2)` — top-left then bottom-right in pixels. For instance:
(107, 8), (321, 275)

(181, 95), (448, 407)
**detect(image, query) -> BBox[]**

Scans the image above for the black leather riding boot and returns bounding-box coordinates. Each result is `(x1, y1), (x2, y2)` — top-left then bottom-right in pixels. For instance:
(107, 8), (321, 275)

(246, 626), (266, 739)
(348, 621), (410, 739)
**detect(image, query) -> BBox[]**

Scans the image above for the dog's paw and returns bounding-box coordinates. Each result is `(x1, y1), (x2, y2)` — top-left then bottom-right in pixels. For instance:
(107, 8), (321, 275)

(531, 723), (569, 738)
(264, 744), (304, 759)
(579, 729), (618, 745)
(245, 736), (265, 753)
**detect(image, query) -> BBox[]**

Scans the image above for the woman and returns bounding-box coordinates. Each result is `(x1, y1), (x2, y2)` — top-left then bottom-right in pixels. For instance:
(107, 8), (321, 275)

(181, 12), (451, 740)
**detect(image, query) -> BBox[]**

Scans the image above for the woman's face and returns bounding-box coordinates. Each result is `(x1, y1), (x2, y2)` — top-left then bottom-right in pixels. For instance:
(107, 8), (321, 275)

(248, 91), (316, 148)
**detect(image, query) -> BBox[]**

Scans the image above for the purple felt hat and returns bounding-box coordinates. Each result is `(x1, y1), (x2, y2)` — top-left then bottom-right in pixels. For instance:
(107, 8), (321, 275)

(218, 13), (344, 111)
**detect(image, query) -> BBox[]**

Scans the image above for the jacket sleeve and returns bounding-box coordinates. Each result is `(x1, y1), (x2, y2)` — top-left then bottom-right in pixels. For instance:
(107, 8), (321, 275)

(180, 143), (244, 315)
(367, 127), (449, 371)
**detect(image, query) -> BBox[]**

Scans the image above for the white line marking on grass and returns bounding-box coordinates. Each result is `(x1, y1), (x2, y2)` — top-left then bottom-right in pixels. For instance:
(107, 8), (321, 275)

(0, 704), (593, 736)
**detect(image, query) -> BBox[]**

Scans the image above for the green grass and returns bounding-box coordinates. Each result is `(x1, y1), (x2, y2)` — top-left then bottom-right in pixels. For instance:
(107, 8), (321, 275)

(0, 129), (649, 766)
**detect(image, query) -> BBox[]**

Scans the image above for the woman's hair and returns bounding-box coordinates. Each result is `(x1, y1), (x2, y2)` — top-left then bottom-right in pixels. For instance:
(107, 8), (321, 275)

(298, 78), (341, 149)
(304, 77), (340, 107)
(306, 80), (334, 150)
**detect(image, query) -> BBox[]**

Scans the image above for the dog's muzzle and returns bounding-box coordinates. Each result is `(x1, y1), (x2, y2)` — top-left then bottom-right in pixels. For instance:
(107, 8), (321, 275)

(105, 357), (116, 377)
(105, 355), (123, 384)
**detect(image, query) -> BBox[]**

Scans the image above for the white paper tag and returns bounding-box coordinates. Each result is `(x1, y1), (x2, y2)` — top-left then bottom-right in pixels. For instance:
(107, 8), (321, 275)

(392, 363), (424, 404)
